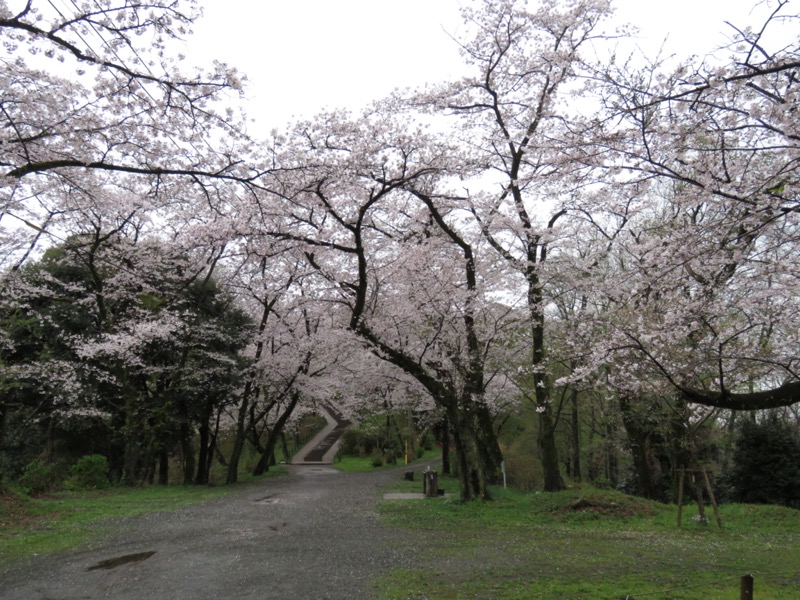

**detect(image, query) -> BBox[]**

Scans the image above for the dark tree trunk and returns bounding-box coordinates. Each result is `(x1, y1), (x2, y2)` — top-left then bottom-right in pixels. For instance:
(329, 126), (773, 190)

(204, 409), (223, 480)
(227, 381), (258, 483)
(571, 389), (582, 482)
(606, 422), (619, 487)
(538, 407), (565, 492)
(441, 415), (451, 476)
(158, 448), (169, 485)
(253, 391), (299, 476)
(179, 416), (194, 485)
(195, 407), (211, 485)
(228, 299), (274, 484)
(619, 396), (661, 499)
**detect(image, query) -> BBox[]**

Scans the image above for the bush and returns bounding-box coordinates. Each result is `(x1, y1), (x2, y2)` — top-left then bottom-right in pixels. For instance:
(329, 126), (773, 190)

(66, 454), (110, 490)
(371, 450), (384, 467)
(340, 428), (375, 457)
(17, 459), (62, 495)
(503, 437), (543, 491)
(728, 416), (800, 508)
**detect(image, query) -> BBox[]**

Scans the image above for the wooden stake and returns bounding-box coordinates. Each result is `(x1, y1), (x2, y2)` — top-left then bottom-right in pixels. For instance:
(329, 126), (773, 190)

(740, 574), (754, 600)
(701, 465), (723, 529)
(677, 468), (685, 528)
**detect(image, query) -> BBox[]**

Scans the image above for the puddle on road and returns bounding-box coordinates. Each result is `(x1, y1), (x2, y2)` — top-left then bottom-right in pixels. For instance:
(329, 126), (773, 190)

(254, 494), (277, 504)
(87, 551), (156, 571)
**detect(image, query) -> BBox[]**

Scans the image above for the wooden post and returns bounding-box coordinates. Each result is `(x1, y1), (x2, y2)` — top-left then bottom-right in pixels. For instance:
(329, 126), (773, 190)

(693, 471), (708, 524)
(423, 469), (438, 498)
(676, 468), (685, 528)
(701, 465), (723, 529)
(740, 574), (754, 600)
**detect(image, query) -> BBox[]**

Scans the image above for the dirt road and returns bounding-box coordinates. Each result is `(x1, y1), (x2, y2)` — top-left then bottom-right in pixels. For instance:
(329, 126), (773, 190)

(0, 466), (417, 599)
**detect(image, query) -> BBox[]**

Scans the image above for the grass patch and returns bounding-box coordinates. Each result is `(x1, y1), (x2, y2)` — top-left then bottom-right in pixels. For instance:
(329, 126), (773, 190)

(335, 452), (443, 473)
(376, 478), (800, 599)
(0, 467), (287, 571)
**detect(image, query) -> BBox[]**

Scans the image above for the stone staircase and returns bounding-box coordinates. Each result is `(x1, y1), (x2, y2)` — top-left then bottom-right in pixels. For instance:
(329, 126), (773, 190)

(291, 404), (351, 465)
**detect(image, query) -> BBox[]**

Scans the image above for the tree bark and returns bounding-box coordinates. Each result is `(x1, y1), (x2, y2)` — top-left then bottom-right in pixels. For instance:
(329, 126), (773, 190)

(571, 389), (582, 482)
(619, 395), (662, 500)
(253, 391), (300, 476)
(538, 407), (565, 492)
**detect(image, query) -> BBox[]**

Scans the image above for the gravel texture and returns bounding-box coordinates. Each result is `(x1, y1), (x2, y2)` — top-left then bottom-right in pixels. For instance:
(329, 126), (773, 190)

(0, 466), (419, 599)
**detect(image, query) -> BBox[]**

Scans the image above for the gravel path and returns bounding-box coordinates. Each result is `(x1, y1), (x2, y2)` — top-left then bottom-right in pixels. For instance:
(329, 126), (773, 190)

(0, 466), (420, 599)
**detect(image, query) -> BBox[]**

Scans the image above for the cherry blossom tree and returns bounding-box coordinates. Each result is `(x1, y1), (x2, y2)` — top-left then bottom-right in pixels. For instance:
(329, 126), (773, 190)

(246, 106), (511, 500)
(413, 0), (616, 491)
(0, 224), (252, 484)
(0, 0), (264, 270)
(579, 0), (800, 411)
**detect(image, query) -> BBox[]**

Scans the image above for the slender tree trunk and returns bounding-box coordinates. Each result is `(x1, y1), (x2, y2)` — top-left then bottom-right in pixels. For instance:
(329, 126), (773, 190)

(179, 416), (194, 485)
(195, 404), (212, 485)
(280, 432), (290, 463)
(571, 389), (582, 482)
(0, 404), (6, 451)
(226, 385), (252, 484)
(606, 421), (619, 487)
(253, 392), (300, 476)
(205, 408), (223, 480)
(158, 448), (169, 485)
(43, 416), (56, 462)
(227, 299), (274, 484)
(441, 415), (451, 475)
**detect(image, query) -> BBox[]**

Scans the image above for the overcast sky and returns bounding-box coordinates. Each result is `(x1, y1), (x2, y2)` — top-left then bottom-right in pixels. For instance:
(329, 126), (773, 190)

(186, 0), (775, 137)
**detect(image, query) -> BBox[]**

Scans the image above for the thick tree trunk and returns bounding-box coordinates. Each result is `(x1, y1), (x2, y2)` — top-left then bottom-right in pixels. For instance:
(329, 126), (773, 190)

(538, 408), (565, 491)
(474, 403), (503, 481)
(619, 395), (661, 499)
(446, 399), (497, 501)
(528, 266), (565, 492)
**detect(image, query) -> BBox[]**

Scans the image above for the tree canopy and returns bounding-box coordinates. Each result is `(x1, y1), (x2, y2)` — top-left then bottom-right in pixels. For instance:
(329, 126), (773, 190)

(2, 0), (799, 500)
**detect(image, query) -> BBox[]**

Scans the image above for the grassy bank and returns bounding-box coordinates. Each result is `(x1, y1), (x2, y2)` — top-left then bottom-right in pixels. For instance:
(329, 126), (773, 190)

(0, 469), (286, 571)
(334, 452), (442, 473)
(376, 477), (800, 599)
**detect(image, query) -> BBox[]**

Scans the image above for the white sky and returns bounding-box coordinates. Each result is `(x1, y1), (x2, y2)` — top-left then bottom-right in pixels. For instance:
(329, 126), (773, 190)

(185, 0), (773, 137)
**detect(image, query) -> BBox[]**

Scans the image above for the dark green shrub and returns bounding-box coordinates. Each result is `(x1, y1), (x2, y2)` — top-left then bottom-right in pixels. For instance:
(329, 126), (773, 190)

(371, 450), (384, 467)
(728, 416), (800, 508)
(340, 428), (377, 457)
(66, 454), (110, 490)
(17, 459), (61, 495)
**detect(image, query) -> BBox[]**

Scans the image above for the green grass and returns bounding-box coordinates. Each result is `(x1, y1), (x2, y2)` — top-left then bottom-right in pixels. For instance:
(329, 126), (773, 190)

(0, 468), (287, 571)
(375, 479), (800, 599)
(334, 451), (442, 473)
